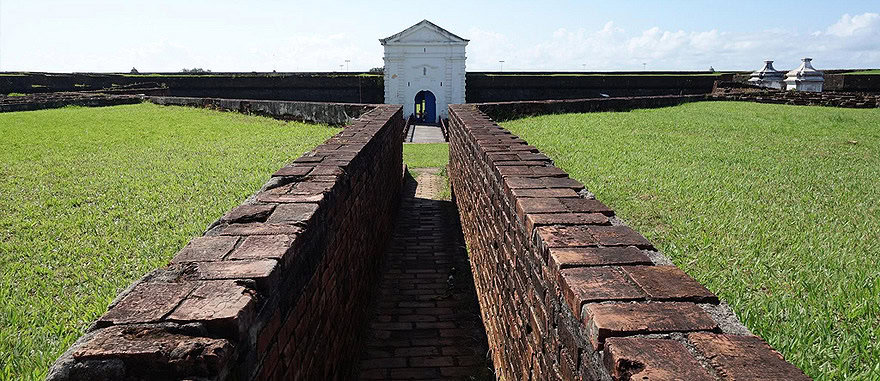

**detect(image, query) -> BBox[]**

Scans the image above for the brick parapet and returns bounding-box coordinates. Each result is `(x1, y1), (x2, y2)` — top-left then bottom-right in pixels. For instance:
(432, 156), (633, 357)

(47, 105), (405, 380)
(0, 92), (142, 112)
(148, 96), (381, 126)
(473, 94), (707, 121)
(710, 89), (880, 108)
(447, 104), (810, 380)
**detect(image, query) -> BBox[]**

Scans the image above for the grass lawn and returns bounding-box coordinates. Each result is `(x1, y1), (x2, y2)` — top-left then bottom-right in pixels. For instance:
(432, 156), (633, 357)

(843, 69), (880, 75)
(403, 143), (449, 168)
(403, 143), (450, 200)
(0, 103), (340, 380)
(502, 102), (880, 380)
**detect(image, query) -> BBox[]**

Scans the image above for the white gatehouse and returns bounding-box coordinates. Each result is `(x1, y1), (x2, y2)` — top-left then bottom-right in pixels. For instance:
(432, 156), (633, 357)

(380, 20), (468, 123)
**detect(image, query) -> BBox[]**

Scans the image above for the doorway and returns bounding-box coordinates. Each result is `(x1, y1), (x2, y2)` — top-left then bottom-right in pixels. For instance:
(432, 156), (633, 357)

(414, 90), (437, 124)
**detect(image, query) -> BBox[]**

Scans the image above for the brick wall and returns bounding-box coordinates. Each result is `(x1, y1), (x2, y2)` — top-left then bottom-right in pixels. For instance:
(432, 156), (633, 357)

(47, 105), (405, 381)
(148, 96), (380, 126)
(473, 94), (706, 121)
(0, 92), (142, 112)
(447, 104), (811, 380)
(710, 89), (880, 108)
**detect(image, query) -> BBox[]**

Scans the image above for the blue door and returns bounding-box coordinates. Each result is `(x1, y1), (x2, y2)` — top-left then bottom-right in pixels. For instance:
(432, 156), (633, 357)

(414, 90), (437, 123)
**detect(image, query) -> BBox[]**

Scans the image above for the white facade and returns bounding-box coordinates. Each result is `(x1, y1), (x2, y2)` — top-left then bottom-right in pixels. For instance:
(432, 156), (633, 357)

(785, 58), (824, 92)
(380, 20), (468, 122)
(748, 60), (785, 89)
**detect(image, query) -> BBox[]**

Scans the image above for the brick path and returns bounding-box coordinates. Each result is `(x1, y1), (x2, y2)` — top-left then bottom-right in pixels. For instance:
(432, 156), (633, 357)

(357, 168), (492, 380)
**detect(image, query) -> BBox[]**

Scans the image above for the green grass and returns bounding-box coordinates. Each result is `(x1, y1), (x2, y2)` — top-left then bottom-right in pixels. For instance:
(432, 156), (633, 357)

(502, 102), (880, 380)
(0, 103), (340, 380)
(5, 93), (26, 97)
(843, 69), (880, 75)
(403, 143), (449, 168)
(403, 143), (451, 200)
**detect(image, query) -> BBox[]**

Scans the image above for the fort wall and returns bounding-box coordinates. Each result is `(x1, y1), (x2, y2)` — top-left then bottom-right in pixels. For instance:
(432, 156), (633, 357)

(447, 103), (811, 380)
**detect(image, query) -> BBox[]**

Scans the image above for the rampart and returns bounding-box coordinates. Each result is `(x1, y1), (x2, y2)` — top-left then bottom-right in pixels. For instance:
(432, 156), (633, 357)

(465, 73), (729, 102)
(47, 104), (405, 380)
(447, 103), (810, 380)
(710, 89), (880, 108)
(148, 96), (380, 126)
(4, 72), (734, 103)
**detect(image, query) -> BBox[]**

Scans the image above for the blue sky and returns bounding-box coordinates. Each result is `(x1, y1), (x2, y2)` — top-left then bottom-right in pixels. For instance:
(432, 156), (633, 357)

(0, 0), (878, 72)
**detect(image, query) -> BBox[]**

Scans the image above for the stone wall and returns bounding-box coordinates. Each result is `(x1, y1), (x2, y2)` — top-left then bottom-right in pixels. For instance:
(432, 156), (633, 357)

(148, 96), (380, 126)
(3, 72), (732, 104)
(0, 92), (142, 112)
(710, 89), (880, 108)
(48, 105), (405, 381)
(466, 74), (729, 103)
(474, 94), (707, 121)
(447, 104), (810, 380)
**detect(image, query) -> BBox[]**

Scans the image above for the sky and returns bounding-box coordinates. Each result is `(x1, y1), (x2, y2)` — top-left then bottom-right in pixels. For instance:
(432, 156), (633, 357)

(0, 0), (878, 72)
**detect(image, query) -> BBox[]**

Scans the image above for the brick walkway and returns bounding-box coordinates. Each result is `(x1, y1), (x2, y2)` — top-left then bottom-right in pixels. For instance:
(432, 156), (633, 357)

(357, 168), (492, 380)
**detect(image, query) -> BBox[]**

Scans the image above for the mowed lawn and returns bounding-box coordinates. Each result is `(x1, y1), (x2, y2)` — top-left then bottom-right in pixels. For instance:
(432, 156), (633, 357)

(0, 103), (339, 380)
(502, 102), (880, 380)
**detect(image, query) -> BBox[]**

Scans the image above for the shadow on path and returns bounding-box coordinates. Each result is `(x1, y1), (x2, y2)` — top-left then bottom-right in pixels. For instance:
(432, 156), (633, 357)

(356, 170), (493, 380)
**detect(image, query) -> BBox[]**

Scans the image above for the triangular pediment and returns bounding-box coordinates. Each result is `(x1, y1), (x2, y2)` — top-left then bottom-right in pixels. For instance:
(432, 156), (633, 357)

(380, 20), (468, 45)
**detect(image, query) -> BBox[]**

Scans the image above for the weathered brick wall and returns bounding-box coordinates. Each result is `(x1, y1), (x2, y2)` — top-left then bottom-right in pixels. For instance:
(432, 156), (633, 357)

(710, 89), (880, 108)
(148, 96), (380, 126)
(447, 104), (810, 380)
(48, 105), (405, 380)
(473, 94), (706, 121)
(0, 92), (142, 112)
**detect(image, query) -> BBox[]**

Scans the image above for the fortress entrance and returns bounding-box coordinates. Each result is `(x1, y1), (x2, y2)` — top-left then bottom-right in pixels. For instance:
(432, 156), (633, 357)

(414, 90), (437, 123)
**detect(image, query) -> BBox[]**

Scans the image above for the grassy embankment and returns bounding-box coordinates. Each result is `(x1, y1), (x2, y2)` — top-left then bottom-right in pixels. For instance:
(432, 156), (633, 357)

(0, 103), (340, 380)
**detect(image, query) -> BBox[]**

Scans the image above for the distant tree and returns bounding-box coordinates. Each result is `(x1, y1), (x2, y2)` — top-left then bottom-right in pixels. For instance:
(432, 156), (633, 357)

(181, 68), (212, 74)
(130, 67), (139, 74)
(368, 67), (384, 74)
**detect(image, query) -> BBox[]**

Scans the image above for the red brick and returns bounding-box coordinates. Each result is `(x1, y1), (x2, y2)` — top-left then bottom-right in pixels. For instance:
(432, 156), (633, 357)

(689, 333), (810, 381)
(195, 259), (278, 289)
(504, 176), (584, 190)
(516, 197), (568, 217)
(72, 325), (233, 375)
(216, 223), (302, 236)
(526, 212), (609, 233)
(588, 226), (653, 249)
(536, 225), (597, 248)
(603, 337), (713, 381)
(272, 165), (312, 177)
(585, 302), (718, 349)
(256, 192), (325, 204)
(409, 356), (455, 367)
(167, 280), (256, 338)
(100, 282), (195, 325)
(549, 247), (652, 270)
(390, 368), (440, 378)
(622, 265), (719, 303)
(511, 188), (580, 198)
(228, 234), (294, 262)
(559, 267), (645, 318)
(220, 204), (275, 223)
(560, 198), (614, 216)
(309, 165), (343, 176)
(171, 236), (238, 263)
(266, 203), (319, 224)
(360, 357), (406, 369)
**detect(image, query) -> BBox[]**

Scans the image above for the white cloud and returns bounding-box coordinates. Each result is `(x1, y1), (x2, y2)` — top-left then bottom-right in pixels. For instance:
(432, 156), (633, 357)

(465, 12), (880, 71)
(825, 13), (879, 37)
